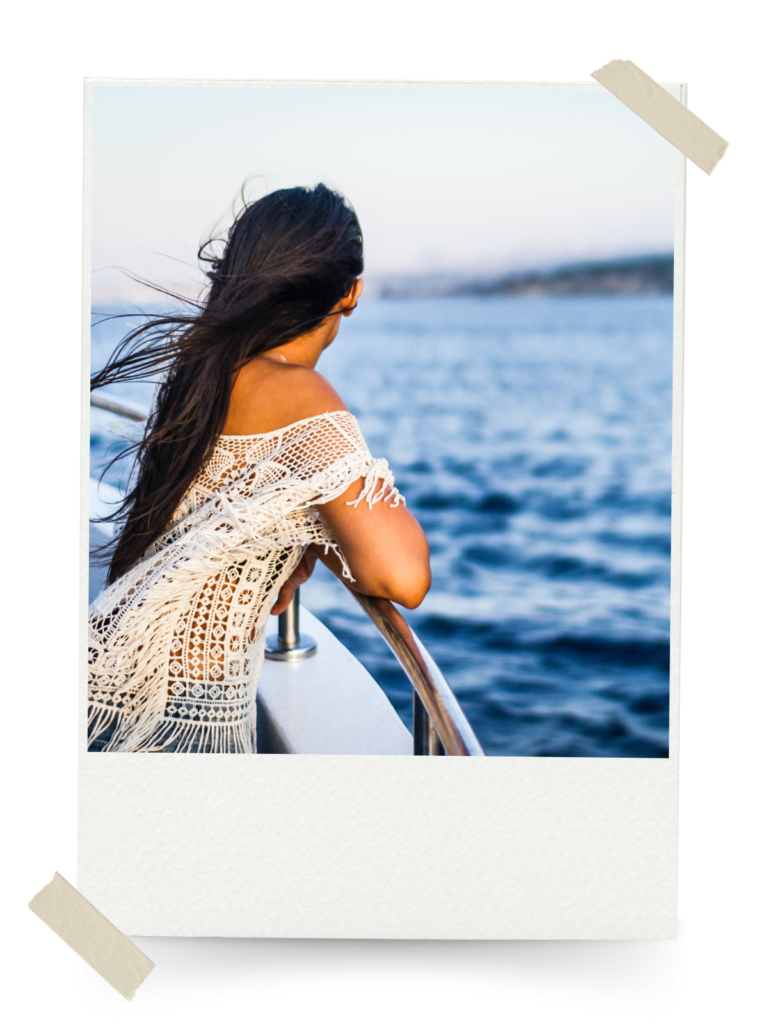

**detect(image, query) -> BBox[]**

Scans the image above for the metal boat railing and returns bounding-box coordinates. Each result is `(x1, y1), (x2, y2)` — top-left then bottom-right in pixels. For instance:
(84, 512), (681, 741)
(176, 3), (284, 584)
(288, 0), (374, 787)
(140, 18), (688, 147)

(348, 591), (483, 756)
(90, 391), (150, 422)
(90, 390), (485, 756)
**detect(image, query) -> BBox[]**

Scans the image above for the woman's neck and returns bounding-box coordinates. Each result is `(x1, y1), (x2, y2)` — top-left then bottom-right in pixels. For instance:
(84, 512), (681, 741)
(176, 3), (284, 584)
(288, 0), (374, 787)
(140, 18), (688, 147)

(264, 313), (341, 368)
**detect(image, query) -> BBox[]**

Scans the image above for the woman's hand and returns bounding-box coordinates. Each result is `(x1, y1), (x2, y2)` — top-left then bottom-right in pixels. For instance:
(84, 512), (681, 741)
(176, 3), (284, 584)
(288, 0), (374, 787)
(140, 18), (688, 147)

(270, 549), (319, 615)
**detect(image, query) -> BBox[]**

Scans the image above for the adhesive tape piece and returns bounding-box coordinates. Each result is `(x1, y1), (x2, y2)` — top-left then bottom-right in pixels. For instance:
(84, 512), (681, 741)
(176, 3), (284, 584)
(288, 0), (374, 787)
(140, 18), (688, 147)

(29, 872), (154, 1000)
(592, 59), (728, 175)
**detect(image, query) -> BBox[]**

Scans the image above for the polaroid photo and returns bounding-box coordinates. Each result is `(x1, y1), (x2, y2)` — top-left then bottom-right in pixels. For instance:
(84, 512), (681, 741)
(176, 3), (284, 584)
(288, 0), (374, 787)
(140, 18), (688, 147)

(80, 79), (683, 938)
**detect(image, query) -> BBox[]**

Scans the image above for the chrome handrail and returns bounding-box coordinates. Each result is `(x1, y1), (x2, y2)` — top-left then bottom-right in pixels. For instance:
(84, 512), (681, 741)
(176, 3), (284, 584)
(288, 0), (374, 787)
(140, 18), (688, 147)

(348, 591), (484, 756)
(90, 391), (149, 422)
(89, 390), (485, 756)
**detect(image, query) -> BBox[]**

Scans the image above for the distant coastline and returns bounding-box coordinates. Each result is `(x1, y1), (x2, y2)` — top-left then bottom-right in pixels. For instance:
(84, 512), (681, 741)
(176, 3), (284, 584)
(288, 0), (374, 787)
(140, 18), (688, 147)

(377, 254), (674, 299)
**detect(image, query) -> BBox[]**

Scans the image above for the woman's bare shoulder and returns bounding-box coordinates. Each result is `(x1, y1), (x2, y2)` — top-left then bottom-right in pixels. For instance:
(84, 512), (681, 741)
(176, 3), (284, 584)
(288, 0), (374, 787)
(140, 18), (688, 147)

(276, 363), (348, 416)
(224, 358), (348, 436)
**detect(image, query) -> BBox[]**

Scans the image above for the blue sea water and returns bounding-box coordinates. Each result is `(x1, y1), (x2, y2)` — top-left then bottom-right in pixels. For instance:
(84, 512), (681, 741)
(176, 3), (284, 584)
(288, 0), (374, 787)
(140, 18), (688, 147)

(90, 295), (673, 758)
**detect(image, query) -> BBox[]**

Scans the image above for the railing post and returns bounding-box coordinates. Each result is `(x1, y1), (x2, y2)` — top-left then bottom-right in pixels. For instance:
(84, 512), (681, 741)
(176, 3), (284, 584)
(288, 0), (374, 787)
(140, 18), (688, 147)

(413, 691), (445, 756)
(264, 588), (317, 662)
(413, 691), (429, 754)
(278, 591), (300, 648)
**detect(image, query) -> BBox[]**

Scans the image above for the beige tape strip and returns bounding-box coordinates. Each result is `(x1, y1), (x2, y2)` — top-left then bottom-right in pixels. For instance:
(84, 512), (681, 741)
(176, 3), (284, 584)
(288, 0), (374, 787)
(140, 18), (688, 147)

(592, 60), (728, 174)
(29, 873), (154, 1000)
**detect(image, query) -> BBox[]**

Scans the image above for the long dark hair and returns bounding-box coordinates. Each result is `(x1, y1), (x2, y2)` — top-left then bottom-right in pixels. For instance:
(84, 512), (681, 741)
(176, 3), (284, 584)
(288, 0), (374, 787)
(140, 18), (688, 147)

(92, 183), (364, 583)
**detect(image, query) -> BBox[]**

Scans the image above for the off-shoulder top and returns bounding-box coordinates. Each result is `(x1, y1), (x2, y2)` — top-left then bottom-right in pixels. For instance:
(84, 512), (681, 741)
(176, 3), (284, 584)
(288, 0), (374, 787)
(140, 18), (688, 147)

(87, 411), (402, 753)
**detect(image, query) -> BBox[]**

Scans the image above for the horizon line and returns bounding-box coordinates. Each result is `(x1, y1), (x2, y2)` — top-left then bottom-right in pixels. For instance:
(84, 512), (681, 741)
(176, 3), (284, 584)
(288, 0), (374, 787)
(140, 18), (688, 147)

(91, 250), (675, 306)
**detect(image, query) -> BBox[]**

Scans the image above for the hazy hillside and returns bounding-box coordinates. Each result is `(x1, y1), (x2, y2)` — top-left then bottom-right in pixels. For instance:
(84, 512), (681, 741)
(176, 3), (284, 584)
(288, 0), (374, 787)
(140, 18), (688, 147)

(378, 255), (674, 299)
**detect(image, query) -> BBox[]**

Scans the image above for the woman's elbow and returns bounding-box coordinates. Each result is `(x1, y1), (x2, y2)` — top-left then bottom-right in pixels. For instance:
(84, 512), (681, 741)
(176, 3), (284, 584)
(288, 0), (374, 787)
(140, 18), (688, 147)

(397, 586), (430, 610)
(379, 563), (431, 609)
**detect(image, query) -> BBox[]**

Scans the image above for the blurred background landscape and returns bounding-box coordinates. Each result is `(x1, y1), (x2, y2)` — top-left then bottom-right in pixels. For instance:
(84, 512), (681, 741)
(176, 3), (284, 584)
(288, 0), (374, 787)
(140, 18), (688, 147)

(373, 253), (673, 299)
(90, 84), (675, 756)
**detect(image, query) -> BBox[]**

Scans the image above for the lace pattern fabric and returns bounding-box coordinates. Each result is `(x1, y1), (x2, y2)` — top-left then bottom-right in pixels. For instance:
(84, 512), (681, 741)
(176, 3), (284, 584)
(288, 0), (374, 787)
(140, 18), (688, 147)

(87, 411), (403, 753)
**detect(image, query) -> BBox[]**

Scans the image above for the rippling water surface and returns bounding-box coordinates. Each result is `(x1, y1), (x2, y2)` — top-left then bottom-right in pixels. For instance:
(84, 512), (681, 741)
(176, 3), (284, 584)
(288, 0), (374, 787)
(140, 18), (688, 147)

(91, 295), (673, 758)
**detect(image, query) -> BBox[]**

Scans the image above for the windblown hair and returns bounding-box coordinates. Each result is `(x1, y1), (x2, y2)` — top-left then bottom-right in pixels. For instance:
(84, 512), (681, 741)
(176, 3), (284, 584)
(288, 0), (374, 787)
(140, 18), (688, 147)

(92, 183), (364, 583)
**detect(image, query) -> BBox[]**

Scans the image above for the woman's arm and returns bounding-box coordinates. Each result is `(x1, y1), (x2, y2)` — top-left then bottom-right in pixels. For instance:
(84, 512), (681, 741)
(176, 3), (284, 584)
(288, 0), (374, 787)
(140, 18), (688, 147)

(271, 487), (431, 615)
(313, 480), (431, 608)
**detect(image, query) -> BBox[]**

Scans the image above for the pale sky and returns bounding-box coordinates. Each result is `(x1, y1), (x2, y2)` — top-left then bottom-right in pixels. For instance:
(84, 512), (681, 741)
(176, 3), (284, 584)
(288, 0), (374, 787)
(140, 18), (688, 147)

(91, 83), (676, 303)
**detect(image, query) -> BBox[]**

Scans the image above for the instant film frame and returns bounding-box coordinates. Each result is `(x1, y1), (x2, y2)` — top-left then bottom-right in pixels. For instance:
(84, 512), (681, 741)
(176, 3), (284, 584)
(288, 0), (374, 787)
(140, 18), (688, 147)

(79, 79), (683, 938)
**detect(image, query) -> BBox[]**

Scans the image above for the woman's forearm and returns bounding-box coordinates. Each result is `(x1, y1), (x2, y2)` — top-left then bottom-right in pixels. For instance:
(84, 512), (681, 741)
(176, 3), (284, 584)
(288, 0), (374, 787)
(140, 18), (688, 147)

(309, 539), (431, 609)
(310, 543), (359, 588)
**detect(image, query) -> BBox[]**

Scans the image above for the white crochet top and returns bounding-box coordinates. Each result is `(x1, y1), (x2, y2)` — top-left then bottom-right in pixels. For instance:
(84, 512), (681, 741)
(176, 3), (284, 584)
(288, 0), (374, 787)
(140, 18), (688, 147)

(87, 411), (402, 753)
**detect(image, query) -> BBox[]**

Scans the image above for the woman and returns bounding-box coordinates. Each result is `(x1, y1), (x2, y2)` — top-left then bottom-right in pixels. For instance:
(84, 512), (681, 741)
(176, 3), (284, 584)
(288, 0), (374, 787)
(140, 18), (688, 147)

(88, 183), (431, 753)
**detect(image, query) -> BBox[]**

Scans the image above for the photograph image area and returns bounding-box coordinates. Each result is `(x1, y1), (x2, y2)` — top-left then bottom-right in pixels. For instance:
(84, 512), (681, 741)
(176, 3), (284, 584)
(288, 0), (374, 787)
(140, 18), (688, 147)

(88, 83), (676, 758)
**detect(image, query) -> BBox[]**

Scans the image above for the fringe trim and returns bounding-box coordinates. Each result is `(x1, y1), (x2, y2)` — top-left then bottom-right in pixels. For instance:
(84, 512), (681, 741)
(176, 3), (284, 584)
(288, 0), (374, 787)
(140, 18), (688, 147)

(88, 702), (257, 753)
(346, 457), (405, 510)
